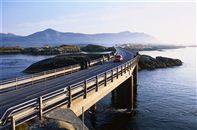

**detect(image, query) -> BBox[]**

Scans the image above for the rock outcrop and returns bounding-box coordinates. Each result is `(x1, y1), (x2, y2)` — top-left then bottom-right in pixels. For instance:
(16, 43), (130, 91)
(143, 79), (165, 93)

(28, 108), (89, 130)
(138, 55), (182, 70)
(23, 54), (103, 73)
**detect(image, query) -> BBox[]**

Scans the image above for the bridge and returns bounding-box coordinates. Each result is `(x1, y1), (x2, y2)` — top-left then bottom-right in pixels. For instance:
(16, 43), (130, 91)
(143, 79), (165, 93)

(0, 48), (140, 130)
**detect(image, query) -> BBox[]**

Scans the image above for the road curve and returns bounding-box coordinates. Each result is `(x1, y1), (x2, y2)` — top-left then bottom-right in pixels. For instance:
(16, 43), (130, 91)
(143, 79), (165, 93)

(0, 48), (134, 119)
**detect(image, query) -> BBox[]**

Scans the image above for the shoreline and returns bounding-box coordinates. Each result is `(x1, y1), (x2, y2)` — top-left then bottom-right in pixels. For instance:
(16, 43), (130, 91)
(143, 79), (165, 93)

(0, 44), (190, 55)
(0, 44), (116, 55)
(0, 47), (185, 80)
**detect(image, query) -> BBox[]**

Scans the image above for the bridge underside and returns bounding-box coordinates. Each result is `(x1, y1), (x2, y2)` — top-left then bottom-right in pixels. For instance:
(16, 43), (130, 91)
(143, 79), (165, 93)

(62, 64), (138, 116)
(43, 64), (138, 130)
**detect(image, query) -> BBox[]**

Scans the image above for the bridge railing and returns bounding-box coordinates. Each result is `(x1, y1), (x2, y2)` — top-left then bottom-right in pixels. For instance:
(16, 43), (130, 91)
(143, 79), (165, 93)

(0, 55), (140, 129)
(0, 55), (114, 92)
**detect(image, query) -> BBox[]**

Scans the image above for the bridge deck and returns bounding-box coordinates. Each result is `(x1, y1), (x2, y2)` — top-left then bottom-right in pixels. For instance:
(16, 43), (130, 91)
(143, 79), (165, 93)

(0, 48), (133, 123)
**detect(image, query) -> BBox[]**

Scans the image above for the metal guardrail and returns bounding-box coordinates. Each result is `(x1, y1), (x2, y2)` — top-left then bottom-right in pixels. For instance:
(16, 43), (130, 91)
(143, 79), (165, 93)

(0, 55), (140, 129)
(0, 55), (113, 92)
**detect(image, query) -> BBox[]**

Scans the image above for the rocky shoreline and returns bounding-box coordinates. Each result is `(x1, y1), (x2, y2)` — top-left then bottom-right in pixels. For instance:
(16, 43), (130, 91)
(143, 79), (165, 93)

(0, 44), (116, 55)
(24, 54), (106, 73)
(24, 53), (182, 74)
(138, 55), (182, 70)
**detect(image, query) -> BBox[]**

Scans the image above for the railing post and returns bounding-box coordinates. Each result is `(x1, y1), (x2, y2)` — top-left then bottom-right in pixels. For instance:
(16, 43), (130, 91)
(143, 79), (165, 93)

(84, 80), (87, 98)
(116, 67), (119, 79)
(31, 74), (34, 85)
(64, 67), (66, 75)
(96, 75), (98, 92)
(54, 69), (57, 78)
(70, 65), (73, 74)
(68, 86), (72, 107)
(11, 116), (16, 130)
(39, 96), (43, 120)
(107, 54), (110, 61)
(130, 62), (132, 69)
(111, 69), (113, 82)
(124, 64), (127, 73)
(44, 71), (46, 81)
(15, 78), (17, 89)
(104, 72), (107, 86)
(127, 63), (129, 71)
(121, 65), (123, 76)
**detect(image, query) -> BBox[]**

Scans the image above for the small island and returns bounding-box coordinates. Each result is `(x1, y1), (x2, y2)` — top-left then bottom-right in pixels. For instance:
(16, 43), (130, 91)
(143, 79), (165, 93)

(138, 55), (182, 70)
(120, 44), (183, 70)
(24, 44), (115, 73)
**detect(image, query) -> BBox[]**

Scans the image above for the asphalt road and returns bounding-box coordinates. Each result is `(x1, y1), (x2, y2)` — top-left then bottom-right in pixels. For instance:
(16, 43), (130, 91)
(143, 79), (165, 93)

(0, 48), (134, 120)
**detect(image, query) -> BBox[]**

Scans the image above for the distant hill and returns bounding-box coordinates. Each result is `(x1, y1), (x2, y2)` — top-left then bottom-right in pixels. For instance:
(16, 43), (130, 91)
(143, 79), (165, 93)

(0, 28), (158, 47)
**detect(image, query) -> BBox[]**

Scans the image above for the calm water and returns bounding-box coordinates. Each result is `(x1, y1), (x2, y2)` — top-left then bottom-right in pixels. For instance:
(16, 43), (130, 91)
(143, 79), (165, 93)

(0, 54), (52, 80)
(0, 47), (196, 130)
(84, 47), (197, 130)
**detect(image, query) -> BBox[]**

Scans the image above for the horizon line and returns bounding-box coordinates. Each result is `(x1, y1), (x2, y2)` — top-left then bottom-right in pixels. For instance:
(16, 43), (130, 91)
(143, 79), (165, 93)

(1, 29), (147, 36)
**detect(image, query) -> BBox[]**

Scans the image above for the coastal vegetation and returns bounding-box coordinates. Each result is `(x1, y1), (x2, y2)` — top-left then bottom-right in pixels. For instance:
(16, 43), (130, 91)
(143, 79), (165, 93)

(0, 44), (115, 55)
(0, 46), (23, 54)
(0, 45), (80, 55)
(81, 44), (116, 52)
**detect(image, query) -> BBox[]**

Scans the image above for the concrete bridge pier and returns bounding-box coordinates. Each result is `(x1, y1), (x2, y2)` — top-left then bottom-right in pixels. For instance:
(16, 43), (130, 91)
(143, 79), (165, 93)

(89, 104), (97, 129)
(128, 75), (136, 111)
(129, 64), (138, 111)
(133, 64), (138, 90)
(111, 65), (138, 112)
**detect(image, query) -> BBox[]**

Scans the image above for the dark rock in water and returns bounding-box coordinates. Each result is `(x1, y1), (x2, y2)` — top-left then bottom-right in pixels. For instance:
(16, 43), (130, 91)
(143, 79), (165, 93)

(138, 55), (182, 70)
(24, 54), (103, 73)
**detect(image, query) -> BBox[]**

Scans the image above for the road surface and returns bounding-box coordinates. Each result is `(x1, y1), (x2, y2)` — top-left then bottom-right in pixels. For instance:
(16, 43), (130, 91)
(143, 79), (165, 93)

(0, 48), (134, 120)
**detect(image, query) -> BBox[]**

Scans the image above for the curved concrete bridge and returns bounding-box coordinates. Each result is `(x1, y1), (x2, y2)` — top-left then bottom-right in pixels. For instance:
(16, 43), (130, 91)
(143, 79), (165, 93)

(0, 48), (140, 130)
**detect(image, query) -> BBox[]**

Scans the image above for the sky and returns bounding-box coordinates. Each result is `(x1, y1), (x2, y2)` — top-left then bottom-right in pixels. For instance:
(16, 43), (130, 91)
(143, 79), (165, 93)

(0, 0), (196, 45)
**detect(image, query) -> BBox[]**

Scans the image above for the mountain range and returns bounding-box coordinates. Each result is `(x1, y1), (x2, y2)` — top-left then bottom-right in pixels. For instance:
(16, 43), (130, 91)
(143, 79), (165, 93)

(0, 29), (158, 47)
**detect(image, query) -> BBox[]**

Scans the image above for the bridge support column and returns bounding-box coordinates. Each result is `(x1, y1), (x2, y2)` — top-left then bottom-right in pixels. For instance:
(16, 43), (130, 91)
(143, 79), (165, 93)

(128, 75), (135, 111)
(133, 64), (138, 93)
(111, 74), (137, 112)
(111, 76), (131, 109)
(111, 90), (117, 107)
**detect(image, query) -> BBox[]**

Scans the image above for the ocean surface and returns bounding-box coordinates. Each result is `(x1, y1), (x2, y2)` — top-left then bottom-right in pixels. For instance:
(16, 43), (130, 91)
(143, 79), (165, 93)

(0, 47), (196, 130)
(84, 47), (197, 130)
(0, 54), (53, 80)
